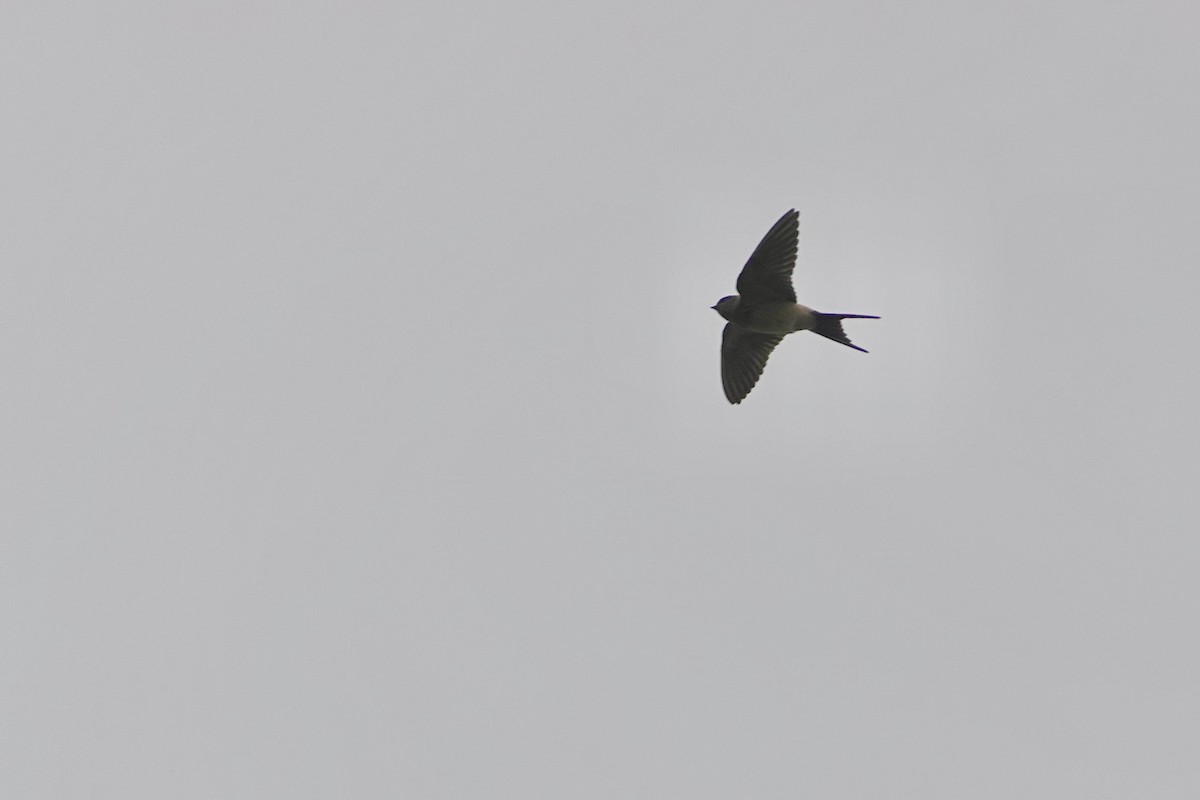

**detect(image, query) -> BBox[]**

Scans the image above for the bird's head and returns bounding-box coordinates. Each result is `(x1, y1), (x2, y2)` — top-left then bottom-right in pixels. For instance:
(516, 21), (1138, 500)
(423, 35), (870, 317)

(711, 295), (740, 320)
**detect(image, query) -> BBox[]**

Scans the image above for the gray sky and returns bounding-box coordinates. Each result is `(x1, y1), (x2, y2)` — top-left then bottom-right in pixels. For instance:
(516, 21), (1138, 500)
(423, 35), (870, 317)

(4, 2), (1200, 797)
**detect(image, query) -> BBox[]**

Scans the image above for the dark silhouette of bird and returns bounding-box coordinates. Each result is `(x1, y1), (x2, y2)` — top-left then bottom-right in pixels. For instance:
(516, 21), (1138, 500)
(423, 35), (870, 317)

(712, 210), (878, 404)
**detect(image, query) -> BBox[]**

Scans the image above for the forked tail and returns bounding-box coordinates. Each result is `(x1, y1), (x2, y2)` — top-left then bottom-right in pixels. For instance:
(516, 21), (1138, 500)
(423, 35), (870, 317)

(813, 312), (880, 353)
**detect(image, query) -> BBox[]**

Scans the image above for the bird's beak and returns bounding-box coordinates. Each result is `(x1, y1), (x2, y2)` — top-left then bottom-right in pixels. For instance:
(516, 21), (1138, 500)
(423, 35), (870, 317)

(710, 304), (718, 310)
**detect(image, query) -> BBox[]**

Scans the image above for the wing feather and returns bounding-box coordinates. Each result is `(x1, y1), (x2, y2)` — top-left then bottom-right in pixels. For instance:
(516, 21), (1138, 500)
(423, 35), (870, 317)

(721, 324), (785, 404)
(735, 209), (799, 303)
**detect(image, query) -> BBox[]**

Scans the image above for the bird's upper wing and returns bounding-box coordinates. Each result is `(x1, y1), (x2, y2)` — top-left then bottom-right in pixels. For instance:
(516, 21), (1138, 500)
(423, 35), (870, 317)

(721, 324), (785, 404)
(735, 209), (799, 303)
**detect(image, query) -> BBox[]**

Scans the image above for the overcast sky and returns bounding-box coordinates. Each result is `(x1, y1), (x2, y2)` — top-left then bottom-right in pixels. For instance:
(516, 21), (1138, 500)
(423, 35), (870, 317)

(4, 2), (1200, 797)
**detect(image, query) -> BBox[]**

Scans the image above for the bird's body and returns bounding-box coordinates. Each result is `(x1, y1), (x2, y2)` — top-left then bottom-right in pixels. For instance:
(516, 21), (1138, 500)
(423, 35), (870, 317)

(714, 296), (818, 335)
(713, 210), (878, 404)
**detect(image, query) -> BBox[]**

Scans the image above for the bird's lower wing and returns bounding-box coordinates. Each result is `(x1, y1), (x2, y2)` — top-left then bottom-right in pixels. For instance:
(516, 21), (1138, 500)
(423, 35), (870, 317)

(721, 324), (785, 404)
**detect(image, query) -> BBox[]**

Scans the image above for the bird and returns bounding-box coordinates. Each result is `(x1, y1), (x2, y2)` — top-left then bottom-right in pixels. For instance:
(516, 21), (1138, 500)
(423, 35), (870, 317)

(712, 209), (878, 404)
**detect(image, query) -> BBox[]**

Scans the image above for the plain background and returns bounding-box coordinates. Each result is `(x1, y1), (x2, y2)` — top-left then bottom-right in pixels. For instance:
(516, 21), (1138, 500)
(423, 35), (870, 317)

(4, 2), (1199, 797)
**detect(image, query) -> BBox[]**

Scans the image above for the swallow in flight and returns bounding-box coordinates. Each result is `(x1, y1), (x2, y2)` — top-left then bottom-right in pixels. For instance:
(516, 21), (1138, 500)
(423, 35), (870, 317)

(712, 209), (878, 404)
